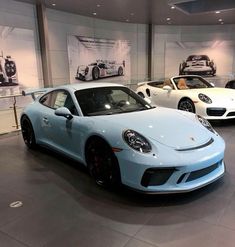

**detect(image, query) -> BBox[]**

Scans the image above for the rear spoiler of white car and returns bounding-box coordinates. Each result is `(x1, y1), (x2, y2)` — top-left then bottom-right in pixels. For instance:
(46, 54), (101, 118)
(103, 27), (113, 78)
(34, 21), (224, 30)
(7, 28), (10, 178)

(22, 88), (52, 101)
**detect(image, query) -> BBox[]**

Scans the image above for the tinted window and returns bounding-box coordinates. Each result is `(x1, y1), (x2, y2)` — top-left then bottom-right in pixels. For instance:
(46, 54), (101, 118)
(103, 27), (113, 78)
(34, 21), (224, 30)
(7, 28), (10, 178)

(75, 86), (153, 116)
(186, 55), (209, 61)
(173, 77), (213, 89)
(40, 90), (78, 115)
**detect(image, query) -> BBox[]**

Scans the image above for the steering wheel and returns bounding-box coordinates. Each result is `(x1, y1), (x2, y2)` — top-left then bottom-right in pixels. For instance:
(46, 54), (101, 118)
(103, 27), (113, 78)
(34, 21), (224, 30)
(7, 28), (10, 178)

(114, 100), (127, 107)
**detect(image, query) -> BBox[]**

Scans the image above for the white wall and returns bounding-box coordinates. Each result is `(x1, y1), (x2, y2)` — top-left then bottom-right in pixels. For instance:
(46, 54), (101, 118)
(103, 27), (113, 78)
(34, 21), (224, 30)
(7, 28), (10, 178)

(46, 9), (148, 86)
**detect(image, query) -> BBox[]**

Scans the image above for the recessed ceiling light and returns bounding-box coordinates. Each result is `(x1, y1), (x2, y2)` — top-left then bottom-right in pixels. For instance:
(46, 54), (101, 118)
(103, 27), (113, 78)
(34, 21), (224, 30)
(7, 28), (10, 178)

(97, 4), (101, 7)
(52, 3), (56, 6)
(171, 6), (175, 9)
(166, 17), (171, 21)
(93, 12), (97, 16)
(218, 18), (223, 22)
(130, 13), (134, 16)
(215, 11), (220, 14)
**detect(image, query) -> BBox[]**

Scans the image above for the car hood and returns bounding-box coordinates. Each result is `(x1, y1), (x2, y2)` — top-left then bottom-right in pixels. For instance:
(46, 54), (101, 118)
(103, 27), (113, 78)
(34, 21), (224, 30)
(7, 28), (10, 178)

(95, 107), (211, 149)
(187, 88), (235, 103)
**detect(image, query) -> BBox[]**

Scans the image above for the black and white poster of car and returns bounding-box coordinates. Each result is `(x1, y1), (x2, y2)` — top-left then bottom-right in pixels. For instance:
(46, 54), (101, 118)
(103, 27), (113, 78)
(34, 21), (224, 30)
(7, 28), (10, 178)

(68, 36), (131, 83)
(0, 52), (18, 86)
(179, 55), (216, 76)
(0, 25), (40, 96)
(75, 59), (125, 81)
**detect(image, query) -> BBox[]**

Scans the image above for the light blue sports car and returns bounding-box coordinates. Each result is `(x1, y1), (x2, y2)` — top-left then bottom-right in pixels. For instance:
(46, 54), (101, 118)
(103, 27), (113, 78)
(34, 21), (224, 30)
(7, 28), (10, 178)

(21, 83), (225, 193)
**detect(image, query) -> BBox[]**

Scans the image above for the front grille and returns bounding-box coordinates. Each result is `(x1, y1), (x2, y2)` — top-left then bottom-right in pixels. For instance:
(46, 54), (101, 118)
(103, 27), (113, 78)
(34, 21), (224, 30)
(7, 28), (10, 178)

(207, 108), (226, 116)
(186, 163), (219, 182)
(141, 168), (175, 187)
(227, 112), (235, 117)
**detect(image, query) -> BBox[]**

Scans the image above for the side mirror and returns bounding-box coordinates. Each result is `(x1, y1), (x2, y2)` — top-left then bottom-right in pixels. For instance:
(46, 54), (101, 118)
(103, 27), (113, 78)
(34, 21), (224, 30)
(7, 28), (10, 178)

(55, 107), (73, 120)
(163, 85), (172, 92)
(144, 98), (151, 104)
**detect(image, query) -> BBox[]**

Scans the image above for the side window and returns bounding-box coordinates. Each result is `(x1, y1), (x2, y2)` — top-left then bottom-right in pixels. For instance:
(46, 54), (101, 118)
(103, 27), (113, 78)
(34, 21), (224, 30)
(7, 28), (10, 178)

(53, 91), (68, 109)
(39, 92), (53, 107)
(64, 93), (78, 115)
(53, 91), (78, 115)
(40, 90), (78, 115)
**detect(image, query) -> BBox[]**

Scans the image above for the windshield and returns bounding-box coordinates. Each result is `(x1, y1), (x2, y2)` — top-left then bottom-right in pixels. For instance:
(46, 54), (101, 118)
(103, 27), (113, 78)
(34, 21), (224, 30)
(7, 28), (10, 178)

(186, 55), (209, 61)
(173, 77), (213, 89)
(75, 86), (153, 116)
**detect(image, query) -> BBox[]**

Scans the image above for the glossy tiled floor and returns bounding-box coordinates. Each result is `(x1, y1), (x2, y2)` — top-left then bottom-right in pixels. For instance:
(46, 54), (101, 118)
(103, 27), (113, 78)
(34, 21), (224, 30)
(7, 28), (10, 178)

(0, 120), (235, 247)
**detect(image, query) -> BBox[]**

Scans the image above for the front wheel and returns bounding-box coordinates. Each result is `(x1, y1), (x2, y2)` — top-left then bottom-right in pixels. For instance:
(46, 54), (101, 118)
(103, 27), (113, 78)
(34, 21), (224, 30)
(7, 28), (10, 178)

(178, 99), (195, 113)
(86, 138), (121, 188)
(21, 116), (37, 149)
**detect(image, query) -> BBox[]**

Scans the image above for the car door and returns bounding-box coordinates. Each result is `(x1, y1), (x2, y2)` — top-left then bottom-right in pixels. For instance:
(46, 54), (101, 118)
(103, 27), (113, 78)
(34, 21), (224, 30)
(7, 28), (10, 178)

(149, 81), (178, 108)
(39, 89), (84, 160)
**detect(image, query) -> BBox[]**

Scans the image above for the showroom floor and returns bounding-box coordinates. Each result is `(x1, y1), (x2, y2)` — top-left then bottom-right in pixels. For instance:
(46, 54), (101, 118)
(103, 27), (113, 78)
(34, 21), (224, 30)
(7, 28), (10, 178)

(0, 120), (235, 247)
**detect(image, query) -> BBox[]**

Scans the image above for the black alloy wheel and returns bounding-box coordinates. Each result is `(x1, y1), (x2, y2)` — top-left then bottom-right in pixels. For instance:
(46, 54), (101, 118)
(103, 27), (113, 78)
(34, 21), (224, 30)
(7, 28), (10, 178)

(21, 116), (37, 149)
(92, 66), (100, 80)
(118, 67), (123, 76)
(86, 138), (121, 188)
(178, 99), (195, 113)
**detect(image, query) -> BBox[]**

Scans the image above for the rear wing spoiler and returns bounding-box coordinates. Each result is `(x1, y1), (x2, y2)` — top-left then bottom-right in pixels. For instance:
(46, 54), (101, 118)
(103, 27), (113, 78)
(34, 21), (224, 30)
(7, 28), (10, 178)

(22, 88), (52, 101)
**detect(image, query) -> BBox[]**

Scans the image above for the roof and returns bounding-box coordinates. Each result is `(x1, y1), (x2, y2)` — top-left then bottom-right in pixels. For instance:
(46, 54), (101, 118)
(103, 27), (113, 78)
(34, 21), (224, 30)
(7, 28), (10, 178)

(56, 82), (126, 91)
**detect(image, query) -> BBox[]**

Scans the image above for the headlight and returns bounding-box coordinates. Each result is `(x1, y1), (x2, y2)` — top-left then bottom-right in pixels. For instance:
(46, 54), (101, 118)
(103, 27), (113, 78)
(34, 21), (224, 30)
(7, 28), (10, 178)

(123, 129), (151, 153)
(197, 115), (216, 134)
(198, 93), (212, 104)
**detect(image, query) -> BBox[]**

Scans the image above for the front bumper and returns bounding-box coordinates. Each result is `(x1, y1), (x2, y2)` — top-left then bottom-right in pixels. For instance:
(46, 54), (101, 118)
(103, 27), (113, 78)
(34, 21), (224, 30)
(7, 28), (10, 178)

(195, 103), (235, 120)
(116, 135), (225, 193)
(183, 67), (214, 75)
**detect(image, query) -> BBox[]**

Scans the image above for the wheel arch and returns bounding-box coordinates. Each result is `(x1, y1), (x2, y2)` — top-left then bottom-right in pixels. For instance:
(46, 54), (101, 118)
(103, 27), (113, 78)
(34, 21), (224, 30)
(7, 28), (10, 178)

(178, 97), (196, 113)
(84, 134), (122, 185)
(84, 134), (115, 164)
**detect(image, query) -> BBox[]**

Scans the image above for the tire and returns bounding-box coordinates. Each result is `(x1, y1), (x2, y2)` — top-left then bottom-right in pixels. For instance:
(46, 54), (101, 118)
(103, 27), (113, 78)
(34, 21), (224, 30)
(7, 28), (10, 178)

(92, 66), (100, 80)
(21, 115), (37, 149)
(118, 66), (123, 76)
(179, 64), (182, 75)
(178, 98), (195, 113)
(86, 138), (121, 188)
(138, 92), (145, 98)
(0, 74), (5, 83)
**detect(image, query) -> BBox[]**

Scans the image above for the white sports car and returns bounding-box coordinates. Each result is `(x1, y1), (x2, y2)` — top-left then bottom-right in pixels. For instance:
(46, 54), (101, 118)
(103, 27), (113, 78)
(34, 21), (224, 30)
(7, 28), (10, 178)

(136, 75), (235, 120)
(75, 60), (124, 81)
(179, 55), (216, 76)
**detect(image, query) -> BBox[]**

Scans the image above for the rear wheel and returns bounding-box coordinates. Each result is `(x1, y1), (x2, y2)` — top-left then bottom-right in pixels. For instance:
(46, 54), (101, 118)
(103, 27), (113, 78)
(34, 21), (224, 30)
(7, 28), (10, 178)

(21, 116), (37, 149)
(92, 66), (100, 80)
(118, 67), (123, 76)
(178, 99), (195, 113)
(86, 138), (121, 188)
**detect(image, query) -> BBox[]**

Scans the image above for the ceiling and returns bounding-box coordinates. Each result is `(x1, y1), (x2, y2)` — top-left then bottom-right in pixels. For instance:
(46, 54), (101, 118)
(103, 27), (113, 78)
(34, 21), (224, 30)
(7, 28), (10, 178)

(16, 0), (235, 25)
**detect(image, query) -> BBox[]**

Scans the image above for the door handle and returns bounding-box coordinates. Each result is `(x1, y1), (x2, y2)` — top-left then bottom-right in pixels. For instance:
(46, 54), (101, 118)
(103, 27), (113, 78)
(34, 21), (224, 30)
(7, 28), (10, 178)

(43, 117), (49, 124)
